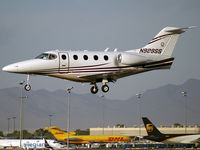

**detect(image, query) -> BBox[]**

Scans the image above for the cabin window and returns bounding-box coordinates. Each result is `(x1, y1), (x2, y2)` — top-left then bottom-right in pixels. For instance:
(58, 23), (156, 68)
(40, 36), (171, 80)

(93, 55), (98, 60)
(62, 55), (67, 60)
(83, 55), (88, 60)
(73, 55), (78, 60)
(104, 55), (109, 61)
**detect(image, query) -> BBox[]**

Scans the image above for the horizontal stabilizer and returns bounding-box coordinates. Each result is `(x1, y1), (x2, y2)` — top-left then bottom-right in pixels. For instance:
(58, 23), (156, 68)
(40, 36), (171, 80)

(165, 26), (200, 34)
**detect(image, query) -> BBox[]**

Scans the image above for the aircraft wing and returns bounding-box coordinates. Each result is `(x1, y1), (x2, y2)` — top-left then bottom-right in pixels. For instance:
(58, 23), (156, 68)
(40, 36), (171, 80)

(64, 138), (109, 143)
(192, 138), (200, 144)
(64, 138), (82, 141)
(189, 136), (200, 144)
(180, 135), (200, 144)
(87, 141), (108, 143)
(77, 69), (134, 82)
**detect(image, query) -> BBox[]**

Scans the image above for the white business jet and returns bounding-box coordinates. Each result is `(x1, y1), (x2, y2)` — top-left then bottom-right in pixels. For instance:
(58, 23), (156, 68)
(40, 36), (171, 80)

(2, 26), (198, 94)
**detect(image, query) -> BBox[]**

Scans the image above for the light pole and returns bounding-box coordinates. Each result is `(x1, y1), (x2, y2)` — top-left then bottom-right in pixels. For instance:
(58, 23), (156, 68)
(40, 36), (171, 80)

(101, 94), (105, 135)
(49, 114), (53, 127)
(19, 81), (27, 148)
(182, 91), (187, 134)
(12, 117), (16, 132)
(136, 93), (142, 138)
(7, 117), (11, 135)
(67, 87), (73, 150)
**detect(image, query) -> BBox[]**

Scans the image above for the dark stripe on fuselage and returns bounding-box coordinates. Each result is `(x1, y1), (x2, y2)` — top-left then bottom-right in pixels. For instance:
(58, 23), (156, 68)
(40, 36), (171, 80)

(69, 63), (109, 69)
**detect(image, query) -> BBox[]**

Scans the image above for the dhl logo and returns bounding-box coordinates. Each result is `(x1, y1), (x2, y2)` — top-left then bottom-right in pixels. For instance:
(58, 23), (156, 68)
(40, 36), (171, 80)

(55, 132), (64, 135)
(108, 137), (124, 141)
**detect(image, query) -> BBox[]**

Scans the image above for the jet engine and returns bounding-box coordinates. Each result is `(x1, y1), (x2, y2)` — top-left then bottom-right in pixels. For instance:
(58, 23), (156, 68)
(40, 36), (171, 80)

(117, 52), (146, 65)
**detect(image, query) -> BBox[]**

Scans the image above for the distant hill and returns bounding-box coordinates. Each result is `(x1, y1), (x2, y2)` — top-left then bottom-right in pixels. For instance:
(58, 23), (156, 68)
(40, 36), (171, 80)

(0, 79), (200, 132)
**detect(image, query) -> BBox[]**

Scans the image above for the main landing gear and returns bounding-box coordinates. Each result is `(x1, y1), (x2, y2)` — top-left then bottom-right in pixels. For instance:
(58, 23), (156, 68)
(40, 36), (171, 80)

(101, 84), (109, 93)
(90, 84), (98, 94)
(24, 74), (31, 91)
(90, 81), (110, 94)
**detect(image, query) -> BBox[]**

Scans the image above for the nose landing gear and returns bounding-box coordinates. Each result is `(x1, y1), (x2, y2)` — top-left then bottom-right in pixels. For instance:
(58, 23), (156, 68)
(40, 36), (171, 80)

(24, 74), (31, 91)
(24, 84), (31, 91)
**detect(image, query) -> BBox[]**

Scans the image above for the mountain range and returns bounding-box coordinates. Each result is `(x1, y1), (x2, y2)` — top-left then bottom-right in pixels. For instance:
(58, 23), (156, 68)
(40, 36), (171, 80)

(0, 78), (200, 132)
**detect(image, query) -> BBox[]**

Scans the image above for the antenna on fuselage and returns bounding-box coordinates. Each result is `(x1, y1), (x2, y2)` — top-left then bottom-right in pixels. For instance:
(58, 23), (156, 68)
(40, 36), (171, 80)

(104, 48), (109, 52)
(114, 48), (118, 52)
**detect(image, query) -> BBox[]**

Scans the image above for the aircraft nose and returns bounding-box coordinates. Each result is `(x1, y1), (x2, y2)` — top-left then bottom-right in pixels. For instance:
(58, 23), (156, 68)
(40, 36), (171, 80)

(2, 64), (19, 72)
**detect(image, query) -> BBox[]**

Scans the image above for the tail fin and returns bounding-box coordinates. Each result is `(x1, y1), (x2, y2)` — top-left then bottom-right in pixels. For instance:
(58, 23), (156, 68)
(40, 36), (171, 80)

(142, 117), (163, 137)
(44, 139), (53, 150)
(139, 26), (196, 58)
(44, 126), (68, 140)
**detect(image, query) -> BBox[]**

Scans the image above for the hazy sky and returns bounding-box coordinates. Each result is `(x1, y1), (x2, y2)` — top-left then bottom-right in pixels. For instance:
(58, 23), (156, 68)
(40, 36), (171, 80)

(0, 0), (200, 100)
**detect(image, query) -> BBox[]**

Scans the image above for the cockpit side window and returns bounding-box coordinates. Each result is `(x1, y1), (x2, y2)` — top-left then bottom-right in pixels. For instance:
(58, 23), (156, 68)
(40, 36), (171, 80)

(35, 53), (57, 60)
(35, 53), (48, 59)
(49, 54), (57, 60)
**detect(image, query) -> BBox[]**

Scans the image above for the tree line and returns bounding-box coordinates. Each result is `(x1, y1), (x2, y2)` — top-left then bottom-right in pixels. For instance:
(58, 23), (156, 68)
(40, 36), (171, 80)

(0, 128), (89, 139)
(0, 129), (54, 139)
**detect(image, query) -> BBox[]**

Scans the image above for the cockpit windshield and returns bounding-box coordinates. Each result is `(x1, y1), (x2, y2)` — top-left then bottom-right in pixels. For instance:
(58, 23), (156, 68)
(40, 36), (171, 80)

(35, 53), (57, 60)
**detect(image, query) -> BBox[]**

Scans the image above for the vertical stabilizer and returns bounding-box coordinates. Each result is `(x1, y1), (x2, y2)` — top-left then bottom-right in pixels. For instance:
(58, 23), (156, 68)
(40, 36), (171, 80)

(44, 139), (53, 150)
(142, 117), (163, 137)
(44, 126), (68, 140)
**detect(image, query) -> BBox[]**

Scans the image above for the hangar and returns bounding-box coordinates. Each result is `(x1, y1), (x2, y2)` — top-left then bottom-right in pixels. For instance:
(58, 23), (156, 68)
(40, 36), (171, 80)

(90, 125), (200, 136)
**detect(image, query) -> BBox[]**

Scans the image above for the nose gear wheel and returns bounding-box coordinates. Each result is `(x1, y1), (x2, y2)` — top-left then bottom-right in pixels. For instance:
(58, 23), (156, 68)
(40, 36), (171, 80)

(24, 84), (31, 91)
(24, 74), (31, 91)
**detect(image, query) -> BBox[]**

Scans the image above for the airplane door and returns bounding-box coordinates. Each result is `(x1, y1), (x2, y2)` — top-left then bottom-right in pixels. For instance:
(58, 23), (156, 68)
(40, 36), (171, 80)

(59, 52), (69, 72)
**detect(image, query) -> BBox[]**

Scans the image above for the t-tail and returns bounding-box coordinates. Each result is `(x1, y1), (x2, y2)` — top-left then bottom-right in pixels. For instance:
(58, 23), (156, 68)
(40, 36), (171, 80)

(138, 26), (199, 59)
(126, 26), (200, 70)
(44, 126), (68, 140)
(142, 117), (163, 137)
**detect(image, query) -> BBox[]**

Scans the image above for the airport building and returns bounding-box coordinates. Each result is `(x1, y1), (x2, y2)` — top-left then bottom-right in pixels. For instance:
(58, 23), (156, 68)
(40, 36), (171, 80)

(90, 125), (200, 136)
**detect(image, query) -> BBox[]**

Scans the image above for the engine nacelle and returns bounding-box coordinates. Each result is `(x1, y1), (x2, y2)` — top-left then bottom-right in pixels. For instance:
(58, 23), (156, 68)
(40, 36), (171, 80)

(117, 52), (146, 65)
